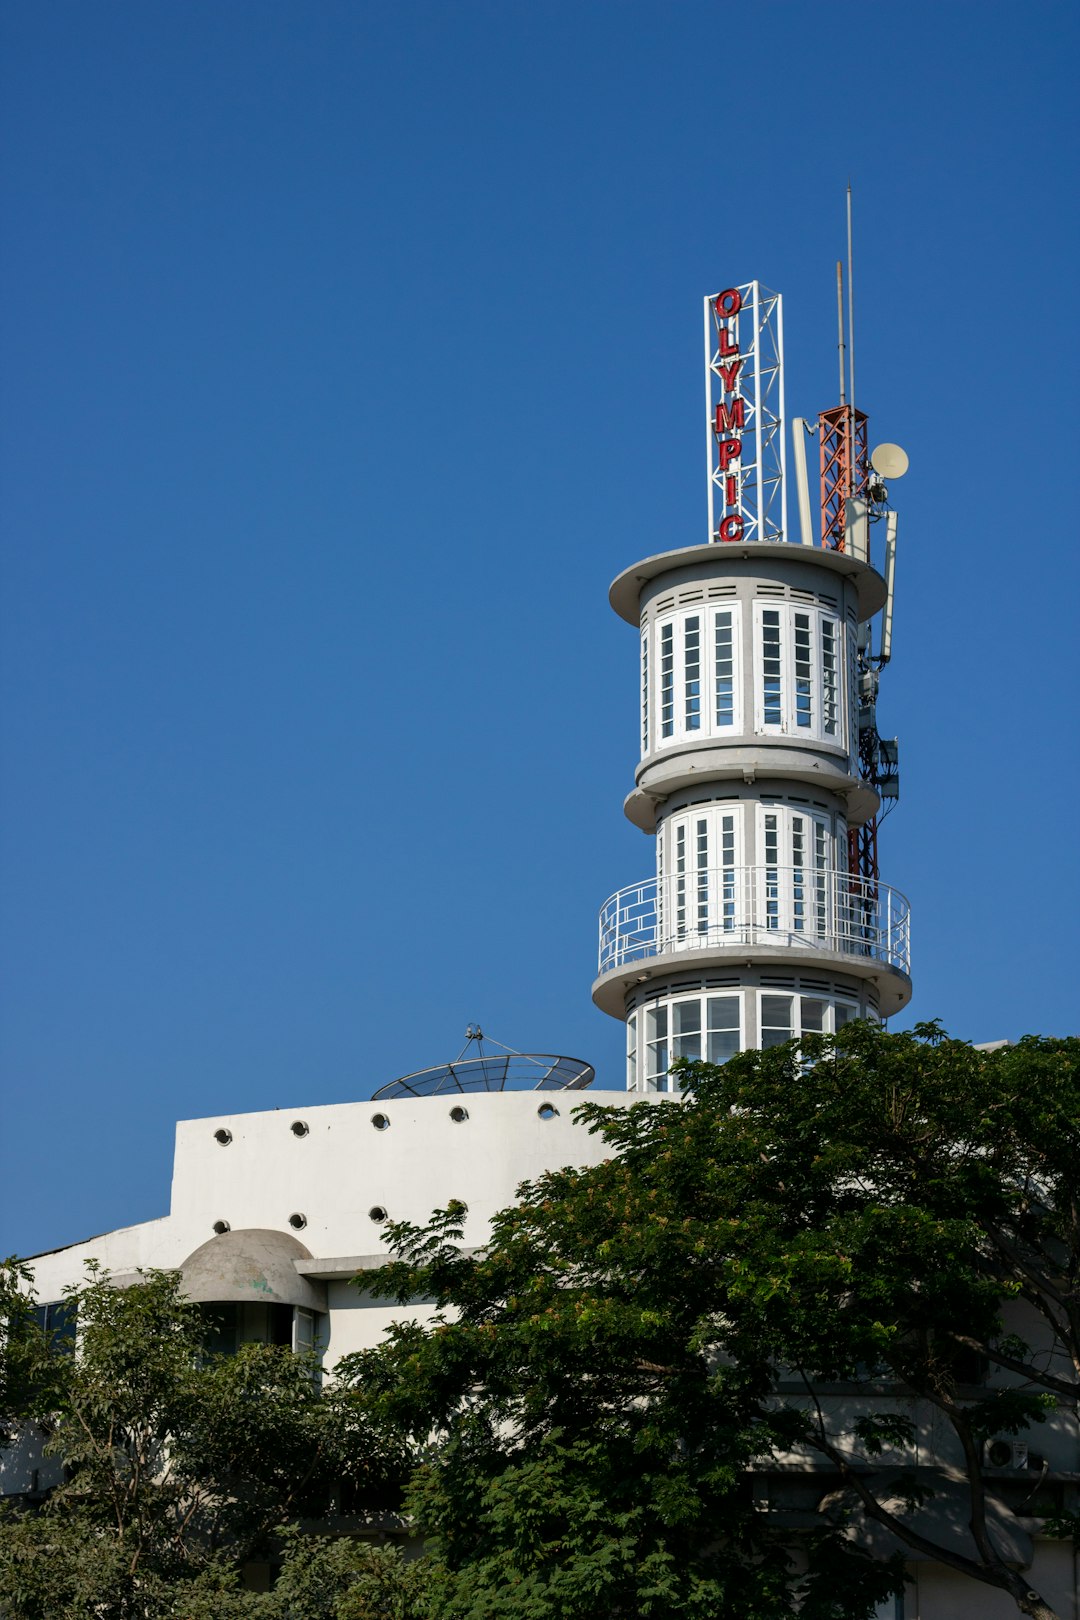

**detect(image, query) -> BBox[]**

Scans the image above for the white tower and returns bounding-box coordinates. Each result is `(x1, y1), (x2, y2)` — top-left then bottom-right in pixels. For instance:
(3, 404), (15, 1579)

(593, 281), (911, 1090)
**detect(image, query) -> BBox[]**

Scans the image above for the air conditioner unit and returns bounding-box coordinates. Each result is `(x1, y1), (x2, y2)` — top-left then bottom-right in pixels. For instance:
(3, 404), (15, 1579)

(985, 1437), (1029, 1471)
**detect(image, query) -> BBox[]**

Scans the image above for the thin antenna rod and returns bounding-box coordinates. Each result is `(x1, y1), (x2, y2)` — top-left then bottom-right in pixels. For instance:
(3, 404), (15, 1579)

(846, 182), (855, 416)
(835, 260), (846, 406)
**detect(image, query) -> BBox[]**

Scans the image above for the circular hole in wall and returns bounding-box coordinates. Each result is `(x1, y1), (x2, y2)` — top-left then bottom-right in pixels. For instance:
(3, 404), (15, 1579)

(212, 1219), (231, 1235)
(537, 1103), (559, 1120)
(214, 1128), (233, 1145)
(449, 1105), (468, 1123)
(290, 1120), (309, 1137)
(369, 1206), (388, 1224)
(288, 1212), (308, 1230)
(371, 1113), (390, 1131)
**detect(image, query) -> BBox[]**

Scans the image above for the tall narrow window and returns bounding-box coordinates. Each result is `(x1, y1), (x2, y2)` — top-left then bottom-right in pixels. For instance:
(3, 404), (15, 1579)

(684, 616), (701, 731)
(674, 824), (688, 940)
(814, 821), (828, 938)
(764, 814), (780, 929)
(720, 812), (737, 932)
(645, 1006), (669, 1086)
(793, 612), (813, 728)
(627, 1013), (638, 1090)
(847, 627), (858, 759)
(707, 996), (741, 1063)
(822, 618), (838, 737)
(660, 623), (675, 739)
(695, 817), (709, 935)
(762, 610), (782, 726)
(791, 815), (806, 932)
(641, 631), (649, 754)
(293, 1308), (316, 1355)
(714, 610), (734, 727)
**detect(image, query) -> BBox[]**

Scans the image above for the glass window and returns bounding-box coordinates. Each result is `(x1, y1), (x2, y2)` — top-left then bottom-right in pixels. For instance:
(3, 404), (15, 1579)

(753, 804), (833, 940)
(707, 996), (740, 1063)
(760, 994), (794, 1048)
(714, 610), (735, 727)
(814, 822), (828, 937)
(627, 991), (750, 1087)
(756, 605), (843, 744)
(33, 1300), (77, 1354)
(834, 1002), (856, 1030)
(653, 605), (743, 748)
(294, 1308), (316, 1354)
(660, 623), (674, 739)
(763, 814), (780, 929)
(791, 816), (806, 933)
(684, 616), (701, 731)
(801, 997), (827, 1034)
(822, 618), (838, 737)
(645, 1005), (669, 1085)
(762, 609), (783, 726)
(793, 612), (813, 728)
(674, 823), (688, 939)
(694, 818), (709, 935)
(641, 631), (649, 755)
(672, 999), (702, 1063)
(720, 813), (737, 932)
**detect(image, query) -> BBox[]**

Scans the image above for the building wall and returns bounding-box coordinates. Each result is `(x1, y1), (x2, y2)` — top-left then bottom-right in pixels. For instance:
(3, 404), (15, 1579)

(27, 1089), (647, 1364)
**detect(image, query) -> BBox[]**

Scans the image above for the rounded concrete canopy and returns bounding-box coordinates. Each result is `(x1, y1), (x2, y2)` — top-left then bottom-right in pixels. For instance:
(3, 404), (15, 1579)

(181, 1228), (327, 1313)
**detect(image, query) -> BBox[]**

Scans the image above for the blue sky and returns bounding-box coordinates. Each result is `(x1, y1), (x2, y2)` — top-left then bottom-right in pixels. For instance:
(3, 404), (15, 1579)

(2, 1), (1077, 1259)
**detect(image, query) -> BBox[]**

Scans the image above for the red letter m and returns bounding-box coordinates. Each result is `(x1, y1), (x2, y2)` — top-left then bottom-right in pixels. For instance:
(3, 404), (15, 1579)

(715, 398), (745, 435)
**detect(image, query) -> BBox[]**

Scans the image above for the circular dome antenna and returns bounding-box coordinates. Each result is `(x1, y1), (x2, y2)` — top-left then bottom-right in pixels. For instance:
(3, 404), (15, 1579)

(870, 442), (909, 479)
(373, 1051), (594, 1100)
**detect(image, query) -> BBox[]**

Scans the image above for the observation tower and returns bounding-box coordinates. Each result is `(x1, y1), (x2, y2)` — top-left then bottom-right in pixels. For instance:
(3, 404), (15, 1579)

(593, 278), (911, 1090)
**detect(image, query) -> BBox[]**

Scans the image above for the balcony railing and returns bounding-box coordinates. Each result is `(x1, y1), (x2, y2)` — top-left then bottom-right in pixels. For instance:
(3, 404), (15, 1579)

(598, 865), (910, 977)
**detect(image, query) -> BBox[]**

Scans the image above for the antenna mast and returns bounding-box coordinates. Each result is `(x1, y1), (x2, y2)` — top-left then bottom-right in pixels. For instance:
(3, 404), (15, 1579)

(847, 181), (855, 420)
(821, 189), (879, 882)
(836, 261), (846, 407)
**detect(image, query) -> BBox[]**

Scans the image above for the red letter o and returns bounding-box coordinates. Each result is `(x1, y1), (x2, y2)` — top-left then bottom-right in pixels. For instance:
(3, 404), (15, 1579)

(715, 287), (742, 318)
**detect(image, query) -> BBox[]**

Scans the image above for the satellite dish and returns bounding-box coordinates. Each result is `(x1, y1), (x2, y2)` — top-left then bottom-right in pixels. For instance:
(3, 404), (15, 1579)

(870, 443), (909, 479)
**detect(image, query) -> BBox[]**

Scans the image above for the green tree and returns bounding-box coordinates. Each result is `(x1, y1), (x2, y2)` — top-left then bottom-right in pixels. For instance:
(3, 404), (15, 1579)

(347, 1025), (1079, 1620)
(0, 1265), (426, 1620)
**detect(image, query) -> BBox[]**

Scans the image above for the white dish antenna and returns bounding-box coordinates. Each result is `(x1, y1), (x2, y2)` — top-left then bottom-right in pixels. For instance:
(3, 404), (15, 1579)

(870, 442), (909, 479)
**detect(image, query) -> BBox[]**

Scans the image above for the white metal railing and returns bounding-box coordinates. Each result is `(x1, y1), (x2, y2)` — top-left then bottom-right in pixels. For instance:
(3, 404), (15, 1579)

(598, 865), (910, 977)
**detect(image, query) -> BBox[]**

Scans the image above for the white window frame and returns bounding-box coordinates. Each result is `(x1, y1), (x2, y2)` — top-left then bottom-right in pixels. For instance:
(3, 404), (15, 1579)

(712, 607), (739, 732)
(756, 991), (860, 1049)
(627, 989), (863, 1088)
(640, 630), (649, 757)
(659, 804), (745, 949)
(753, 602), (846, 746)
(636, 989), (746, 1090)
(648, 604), (743, 752)
(756, 804), (834, 943)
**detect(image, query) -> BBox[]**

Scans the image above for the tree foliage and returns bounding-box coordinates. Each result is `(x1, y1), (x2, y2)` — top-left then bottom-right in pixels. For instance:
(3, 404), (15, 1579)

(347, 1024), (1079, 1620)
(0, 1265), (429, 1620)
(3, 1026), (1077, 1619)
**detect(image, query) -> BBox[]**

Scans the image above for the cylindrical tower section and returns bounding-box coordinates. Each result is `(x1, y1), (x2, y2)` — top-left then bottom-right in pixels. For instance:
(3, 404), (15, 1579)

(593, 541), (911, 1091)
